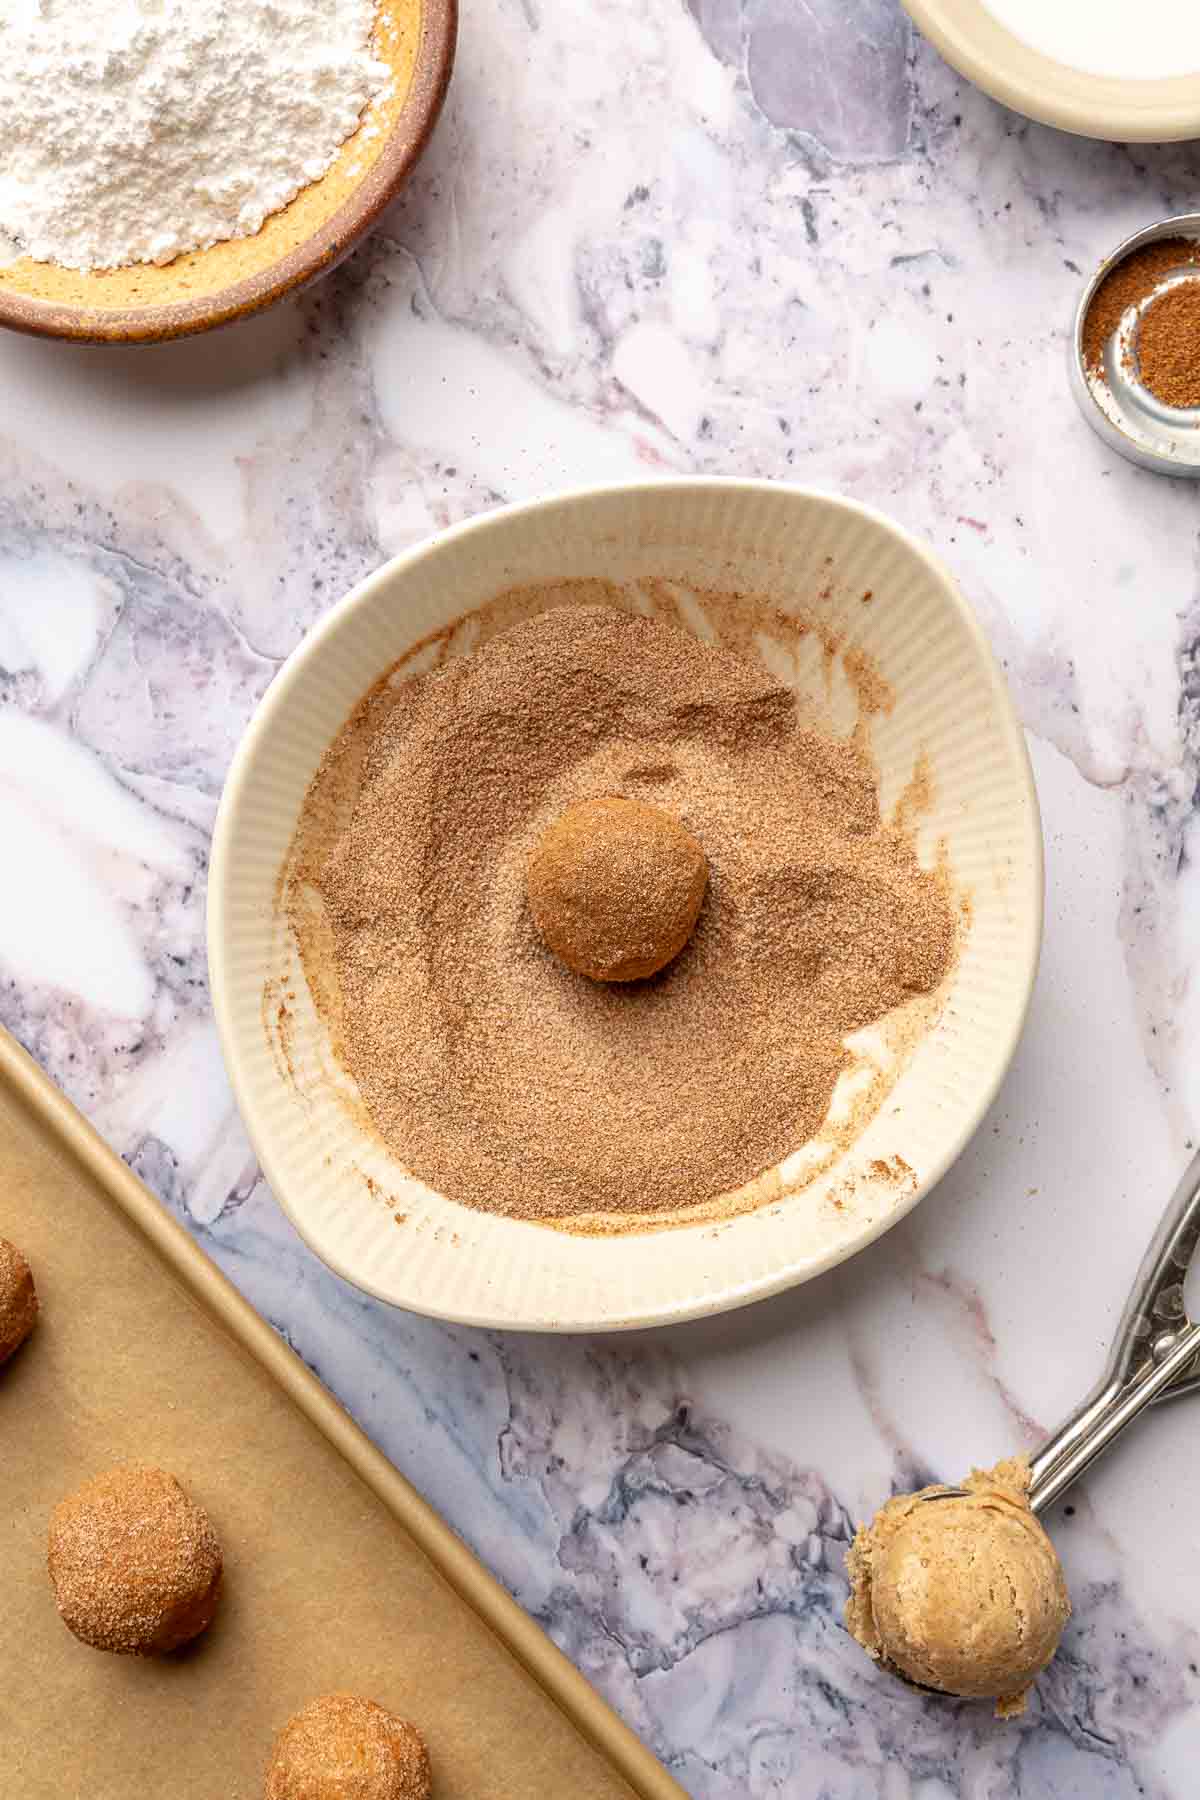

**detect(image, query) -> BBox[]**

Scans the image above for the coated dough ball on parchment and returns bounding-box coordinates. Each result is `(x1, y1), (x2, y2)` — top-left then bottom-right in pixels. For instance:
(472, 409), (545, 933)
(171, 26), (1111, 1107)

(0, 1234), (37, 1363)
(48, 1464), (223, 1655)
(265, 1694), (432, 1800)
(528, 794), (708, 982)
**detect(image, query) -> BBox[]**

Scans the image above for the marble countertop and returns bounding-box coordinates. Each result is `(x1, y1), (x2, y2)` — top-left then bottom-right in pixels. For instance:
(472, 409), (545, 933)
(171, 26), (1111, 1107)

(5, 0), (1200, 1792)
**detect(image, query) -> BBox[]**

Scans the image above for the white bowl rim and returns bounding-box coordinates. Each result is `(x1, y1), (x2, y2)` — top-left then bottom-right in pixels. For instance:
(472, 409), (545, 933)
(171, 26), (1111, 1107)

(902, 0), (1200, 141)
(208, 477), (1044, 1330)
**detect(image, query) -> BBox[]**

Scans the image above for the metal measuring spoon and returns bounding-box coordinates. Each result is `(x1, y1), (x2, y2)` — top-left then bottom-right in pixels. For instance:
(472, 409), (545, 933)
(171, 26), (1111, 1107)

(882, 1153), (1200, 1695)
(1069, 214), (1200, 479)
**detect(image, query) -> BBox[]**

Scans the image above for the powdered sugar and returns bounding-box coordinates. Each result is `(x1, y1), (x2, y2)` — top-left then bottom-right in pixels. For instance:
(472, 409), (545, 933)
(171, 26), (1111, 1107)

(0, 0), (390, 273)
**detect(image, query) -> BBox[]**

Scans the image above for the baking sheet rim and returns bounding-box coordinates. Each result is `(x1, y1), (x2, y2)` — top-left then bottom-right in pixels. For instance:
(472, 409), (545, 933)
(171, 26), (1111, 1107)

(0, 1026), (684, 1800)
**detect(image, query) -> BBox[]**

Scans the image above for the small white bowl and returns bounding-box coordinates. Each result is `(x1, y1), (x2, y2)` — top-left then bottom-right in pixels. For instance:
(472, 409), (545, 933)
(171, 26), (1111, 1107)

(902, 0), (1200, 141)
(209, 481), (1042, 1332)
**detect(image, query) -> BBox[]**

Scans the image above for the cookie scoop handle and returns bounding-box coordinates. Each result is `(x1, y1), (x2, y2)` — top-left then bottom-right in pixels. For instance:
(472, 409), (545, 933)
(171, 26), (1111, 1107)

(1029, 1151), (1200, 1515)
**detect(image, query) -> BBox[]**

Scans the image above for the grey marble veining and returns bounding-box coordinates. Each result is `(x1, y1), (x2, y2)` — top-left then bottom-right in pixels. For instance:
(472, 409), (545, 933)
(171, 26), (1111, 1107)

(3, 0), (1200, 1791)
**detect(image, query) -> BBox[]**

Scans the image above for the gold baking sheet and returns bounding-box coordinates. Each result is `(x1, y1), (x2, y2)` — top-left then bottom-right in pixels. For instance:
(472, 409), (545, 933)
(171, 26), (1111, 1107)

(0, 1027), (684, 1800)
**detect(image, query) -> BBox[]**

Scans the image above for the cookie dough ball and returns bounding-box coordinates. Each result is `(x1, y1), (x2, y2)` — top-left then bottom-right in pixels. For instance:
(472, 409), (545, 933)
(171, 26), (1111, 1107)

(265, 1694), (432, 1800)
(528, 795), (708, 982)
(48, 1464), (223, 1655)
(846, 1458), (1069, 1715)
(0, 1235), (37, 1363)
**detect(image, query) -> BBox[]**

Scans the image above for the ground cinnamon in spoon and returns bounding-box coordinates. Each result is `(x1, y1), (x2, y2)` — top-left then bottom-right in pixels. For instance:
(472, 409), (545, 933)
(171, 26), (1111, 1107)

(1082, 237), (1200, 376)
(292, 606), (954, 1226)
(1135, 282), (1200, 410)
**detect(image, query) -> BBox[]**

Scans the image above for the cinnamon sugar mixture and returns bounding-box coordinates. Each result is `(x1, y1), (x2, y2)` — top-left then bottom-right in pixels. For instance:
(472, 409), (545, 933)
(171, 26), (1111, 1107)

(288, 602), (954, 1226)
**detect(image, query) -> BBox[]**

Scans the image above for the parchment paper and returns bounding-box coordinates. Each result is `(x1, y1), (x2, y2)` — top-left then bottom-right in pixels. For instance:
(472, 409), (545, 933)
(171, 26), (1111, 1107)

(0, 1030), (683, 1800)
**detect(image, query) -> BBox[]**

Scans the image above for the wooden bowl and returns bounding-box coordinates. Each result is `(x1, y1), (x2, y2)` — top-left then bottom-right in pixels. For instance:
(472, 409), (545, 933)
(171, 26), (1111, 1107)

(0, 0), (455, 346)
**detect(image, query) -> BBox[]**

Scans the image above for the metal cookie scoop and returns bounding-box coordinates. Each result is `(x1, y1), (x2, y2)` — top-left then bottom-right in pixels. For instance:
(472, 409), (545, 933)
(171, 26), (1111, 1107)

(1028, 1150), (1200, 1510)
(877, 1155), (1200, 1699)
(923, 1150), (1200, 1518)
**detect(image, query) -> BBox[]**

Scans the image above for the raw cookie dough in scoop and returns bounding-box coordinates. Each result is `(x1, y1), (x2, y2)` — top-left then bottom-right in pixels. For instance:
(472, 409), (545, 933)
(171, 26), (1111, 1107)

(0, 1235), (37, 1363)
(265, 1694), (432, 1799)
(845, 1457), (1069, 1715)
(48, 1464), (223, 1655)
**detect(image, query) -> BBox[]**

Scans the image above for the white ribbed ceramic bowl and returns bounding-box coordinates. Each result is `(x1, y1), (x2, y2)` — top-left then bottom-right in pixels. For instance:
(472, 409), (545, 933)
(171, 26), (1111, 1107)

(209, 481), (1041, 1331)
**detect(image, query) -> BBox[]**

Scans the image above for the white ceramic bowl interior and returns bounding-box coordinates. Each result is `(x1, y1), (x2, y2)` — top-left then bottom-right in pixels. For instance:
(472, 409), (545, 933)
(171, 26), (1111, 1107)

(902, 0), (1200, 141)
(209, 481), (1042, 1331)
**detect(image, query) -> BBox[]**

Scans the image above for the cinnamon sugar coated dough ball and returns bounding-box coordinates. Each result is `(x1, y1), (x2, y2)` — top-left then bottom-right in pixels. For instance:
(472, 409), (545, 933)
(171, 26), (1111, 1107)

(528, 795), (708, 982)
(48, 1464), (223, 1655)
(0, 1235), (37, 1363)
(265, 1694), (432, 1800)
